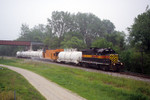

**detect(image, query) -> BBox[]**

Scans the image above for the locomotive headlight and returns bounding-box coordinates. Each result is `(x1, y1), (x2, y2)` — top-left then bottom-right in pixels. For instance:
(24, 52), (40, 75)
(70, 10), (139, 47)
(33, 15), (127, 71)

(113, 63), (115, 66)
(121, 63), (123, 65)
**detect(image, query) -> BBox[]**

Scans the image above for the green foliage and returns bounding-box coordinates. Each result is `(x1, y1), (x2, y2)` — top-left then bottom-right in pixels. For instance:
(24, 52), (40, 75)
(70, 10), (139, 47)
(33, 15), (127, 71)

(105, 31), (126, 51)
(0, 45), (24, 56)
(102, 19), (115, 34)
(0, 58), (150, 100)
(18, 24), (45, 42)
(47, 11), (115, 47)
(61, 36), (86, 49)
(129, 9), (150, 51)
(92, 38), (113, 48)
(16, 11), (116, 49)
(63, 32), (84, 40)
(143, 54), (150, 75)
(0, 66), (45, 100)
(44, 36), (61, 49)
(120, 48), (150, 75)
(124, 8), (150, 74)
(48, 11), (74, 38)
(75, 13), (104, 47)
(61, 32), (86, 49)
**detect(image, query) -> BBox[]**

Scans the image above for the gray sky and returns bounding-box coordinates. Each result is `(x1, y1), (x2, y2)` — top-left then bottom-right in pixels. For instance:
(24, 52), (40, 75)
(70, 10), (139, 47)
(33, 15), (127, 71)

(0, 0), (149, 40)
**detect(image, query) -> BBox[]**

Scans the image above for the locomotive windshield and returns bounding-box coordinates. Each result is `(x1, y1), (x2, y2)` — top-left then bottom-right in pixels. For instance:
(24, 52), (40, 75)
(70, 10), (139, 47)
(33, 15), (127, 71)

(97, 48), (115, 55)
(82, 48), (116, 55)
(101, 49), (115, 55)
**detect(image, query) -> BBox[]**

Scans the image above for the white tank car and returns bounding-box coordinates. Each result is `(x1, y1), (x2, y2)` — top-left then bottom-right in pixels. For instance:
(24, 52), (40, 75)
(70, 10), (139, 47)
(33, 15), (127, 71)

(57, 49), (82, 64)
(16, 50), (43, 58)
(16, 51), (22, 57)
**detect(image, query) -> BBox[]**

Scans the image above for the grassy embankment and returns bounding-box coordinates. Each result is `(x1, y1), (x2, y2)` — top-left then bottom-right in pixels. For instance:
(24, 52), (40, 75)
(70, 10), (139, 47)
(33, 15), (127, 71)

(0, 66), (45, 100)
(0, 57), (150, 100)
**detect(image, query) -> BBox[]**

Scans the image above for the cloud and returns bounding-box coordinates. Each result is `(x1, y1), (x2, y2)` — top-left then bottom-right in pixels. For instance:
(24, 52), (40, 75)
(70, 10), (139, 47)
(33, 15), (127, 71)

(0, 0), (149, 40)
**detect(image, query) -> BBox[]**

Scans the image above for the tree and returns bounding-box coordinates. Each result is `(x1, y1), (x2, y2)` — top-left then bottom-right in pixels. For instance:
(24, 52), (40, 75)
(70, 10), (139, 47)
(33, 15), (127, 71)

(105, 31), (126, 51)
(0, 45), (20, 56)
(63, 32), (83, 40)
(18, 24), (46, 42)
(75, 13), (105, 47)
(102, 19), (115, 34)
(20, 24), (30, 36)
(92, 38), (113, 48)
(47, 11), (116, 47)
(18, 24), (31, 41)
(61, 37), (86, 49)
(43, 26), (53, 48)
(129, 9), (150, 51)
(61, 32), (86, 49)
(29, 24), (46, 42)
(47, 11), (76, 38)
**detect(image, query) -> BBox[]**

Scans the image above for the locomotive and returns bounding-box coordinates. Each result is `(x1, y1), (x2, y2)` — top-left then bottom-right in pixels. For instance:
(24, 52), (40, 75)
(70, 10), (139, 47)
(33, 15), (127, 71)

(16, 48), (123, 71)
(81, 48), (123, 71)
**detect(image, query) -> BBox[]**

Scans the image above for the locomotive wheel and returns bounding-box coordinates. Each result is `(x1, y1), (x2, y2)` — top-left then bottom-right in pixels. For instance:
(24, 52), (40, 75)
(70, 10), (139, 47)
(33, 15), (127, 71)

(112, 66), (116, 72)
(112, 66), (118, 72)
(81, 63), (87, 68)
(101, 65), (109, 71)
(97, 65), (101, 70)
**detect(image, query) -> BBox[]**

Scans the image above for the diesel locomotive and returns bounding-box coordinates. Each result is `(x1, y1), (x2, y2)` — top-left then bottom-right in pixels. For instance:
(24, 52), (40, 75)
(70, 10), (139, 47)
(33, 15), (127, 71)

(81, 48), (123, 71)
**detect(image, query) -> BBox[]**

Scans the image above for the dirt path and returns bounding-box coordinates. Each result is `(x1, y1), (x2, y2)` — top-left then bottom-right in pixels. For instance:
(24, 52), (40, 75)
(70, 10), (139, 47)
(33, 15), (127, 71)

(0, 64), (86, 100)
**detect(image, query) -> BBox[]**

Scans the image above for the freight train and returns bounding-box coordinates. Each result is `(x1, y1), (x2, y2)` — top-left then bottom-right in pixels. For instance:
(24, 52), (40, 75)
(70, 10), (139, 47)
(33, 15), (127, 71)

(16, 48), (123, 71)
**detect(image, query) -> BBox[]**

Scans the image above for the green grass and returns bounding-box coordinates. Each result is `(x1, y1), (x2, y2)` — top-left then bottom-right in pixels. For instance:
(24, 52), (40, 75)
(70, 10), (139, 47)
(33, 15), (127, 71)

(0, 57), (150, 100)
(0, 65), (45, 100)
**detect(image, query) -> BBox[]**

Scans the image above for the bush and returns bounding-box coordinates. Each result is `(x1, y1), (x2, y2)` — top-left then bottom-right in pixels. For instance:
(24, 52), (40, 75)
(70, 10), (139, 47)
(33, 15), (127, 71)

(92, 38), (113, 48)
(120, 48), (150, 75)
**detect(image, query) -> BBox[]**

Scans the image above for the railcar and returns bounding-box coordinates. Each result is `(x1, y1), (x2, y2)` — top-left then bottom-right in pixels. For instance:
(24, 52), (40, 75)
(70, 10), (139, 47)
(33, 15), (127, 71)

(43, 49), (64, 61)
(16, 50), (43, 58)
(57, 49), (82, 64)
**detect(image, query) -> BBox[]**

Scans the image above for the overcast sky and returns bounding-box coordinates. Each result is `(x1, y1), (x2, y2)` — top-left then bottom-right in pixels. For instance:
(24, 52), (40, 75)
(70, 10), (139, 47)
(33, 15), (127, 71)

(0, 0), (149, 40)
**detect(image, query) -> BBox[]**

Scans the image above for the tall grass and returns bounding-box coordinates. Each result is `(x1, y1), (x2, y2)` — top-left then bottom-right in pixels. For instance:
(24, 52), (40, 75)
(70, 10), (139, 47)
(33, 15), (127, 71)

(0, 57), (150, 100)
(0, 91), (16, 100)
(0, 64), (45, 100)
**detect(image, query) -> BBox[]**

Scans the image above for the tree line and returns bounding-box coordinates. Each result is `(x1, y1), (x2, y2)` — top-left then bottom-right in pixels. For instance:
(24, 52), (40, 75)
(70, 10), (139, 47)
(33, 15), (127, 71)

(18, 11), (119, 48)
(0, 10), (150, 75)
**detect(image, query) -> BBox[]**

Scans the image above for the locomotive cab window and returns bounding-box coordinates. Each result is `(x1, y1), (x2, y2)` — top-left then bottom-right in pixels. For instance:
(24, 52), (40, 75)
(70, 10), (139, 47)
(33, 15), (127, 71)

(101, 49), (115, 55)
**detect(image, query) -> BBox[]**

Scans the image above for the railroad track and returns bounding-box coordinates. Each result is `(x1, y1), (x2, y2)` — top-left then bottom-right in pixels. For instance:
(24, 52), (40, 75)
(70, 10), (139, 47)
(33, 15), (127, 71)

(31, 57), (150, 83)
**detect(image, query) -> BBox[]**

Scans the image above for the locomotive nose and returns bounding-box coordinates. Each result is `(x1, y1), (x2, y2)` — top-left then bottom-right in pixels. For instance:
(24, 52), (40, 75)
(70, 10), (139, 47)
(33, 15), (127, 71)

(109, 54), (119, 64)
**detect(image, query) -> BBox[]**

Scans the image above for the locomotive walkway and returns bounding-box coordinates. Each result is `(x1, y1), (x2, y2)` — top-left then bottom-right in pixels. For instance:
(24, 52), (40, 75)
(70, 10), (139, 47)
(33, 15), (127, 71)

(0, 64), (86, 100)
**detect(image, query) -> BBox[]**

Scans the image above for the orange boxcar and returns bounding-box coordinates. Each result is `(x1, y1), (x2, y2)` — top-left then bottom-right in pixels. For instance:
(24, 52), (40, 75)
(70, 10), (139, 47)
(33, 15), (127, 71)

(43, 49), (64, 61)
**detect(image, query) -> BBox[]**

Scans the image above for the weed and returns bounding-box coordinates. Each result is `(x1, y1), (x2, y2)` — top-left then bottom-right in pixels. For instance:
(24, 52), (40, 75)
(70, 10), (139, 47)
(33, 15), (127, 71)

(0, 67), (45, 100)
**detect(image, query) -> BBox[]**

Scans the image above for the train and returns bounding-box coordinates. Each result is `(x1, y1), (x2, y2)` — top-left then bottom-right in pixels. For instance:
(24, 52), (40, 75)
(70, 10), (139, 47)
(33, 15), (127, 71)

(16, 47), (123, 71)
